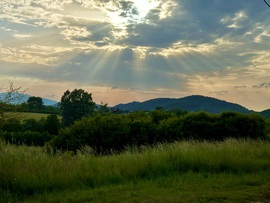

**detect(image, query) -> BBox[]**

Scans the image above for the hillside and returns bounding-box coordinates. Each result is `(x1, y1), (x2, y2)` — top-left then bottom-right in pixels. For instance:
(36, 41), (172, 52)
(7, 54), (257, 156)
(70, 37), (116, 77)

(260, 109), (270, 119)
(114, 95), (251, 114)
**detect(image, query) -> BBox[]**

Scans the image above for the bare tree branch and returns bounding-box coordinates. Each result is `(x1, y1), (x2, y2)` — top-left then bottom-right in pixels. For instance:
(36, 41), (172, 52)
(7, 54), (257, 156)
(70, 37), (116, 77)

(264, 0), (270, 8)
(2, 82), (28, 104)
(0, 82), (28, 119)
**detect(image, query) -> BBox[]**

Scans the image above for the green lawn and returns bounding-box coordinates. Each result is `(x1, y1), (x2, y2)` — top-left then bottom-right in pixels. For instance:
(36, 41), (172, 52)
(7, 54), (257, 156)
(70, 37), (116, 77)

(17, 173), (270, 203)
(1, 139), (270, 203)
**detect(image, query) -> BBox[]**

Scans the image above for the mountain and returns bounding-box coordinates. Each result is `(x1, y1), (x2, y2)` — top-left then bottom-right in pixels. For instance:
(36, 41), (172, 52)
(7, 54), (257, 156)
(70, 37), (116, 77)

(114, 95), (251, 114)
(0, 92), (58, 106)
(260, 109), (270, 119)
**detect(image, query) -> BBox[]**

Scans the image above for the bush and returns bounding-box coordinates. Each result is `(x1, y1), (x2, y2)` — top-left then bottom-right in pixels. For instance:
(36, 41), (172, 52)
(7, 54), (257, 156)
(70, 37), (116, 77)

(0, 131), (53, 146)
(44, 114), (61, 135)
(22, 119), (42, 132)
(53, 111), (268, 153)
(54, 115), (131, 153)
(181, 112), (221, 140)
(1, 118), (22, 132)
(127, 112), (156, 145)
(156, 117), (183, 142)
(219, 112), (267, 140)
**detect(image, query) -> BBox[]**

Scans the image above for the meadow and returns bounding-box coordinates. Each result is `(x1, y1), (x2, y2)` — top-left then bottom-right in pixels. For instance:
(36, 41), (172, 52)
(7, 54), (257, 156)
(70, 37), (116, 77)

(1, 139), (270, 202)
(2, 112), (51, 120)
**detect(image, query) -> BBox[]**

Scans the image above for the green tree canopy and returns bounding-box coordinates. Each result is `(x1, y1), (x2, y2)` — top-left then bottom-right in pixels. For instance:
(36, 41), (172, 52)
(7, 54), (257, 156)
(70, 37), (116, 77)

(27, 96), (44, 112)
(45, 114), (61, 135)
(60, 89), (95, 126)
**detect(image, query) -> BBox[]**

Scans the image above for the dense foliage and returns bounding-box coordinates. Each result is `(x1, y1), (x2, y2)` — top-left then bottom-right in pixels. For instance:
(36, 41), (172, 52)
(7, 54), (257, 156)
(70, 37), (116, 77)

(0, 107), (268, 154)
(0, 101), (59, 114)
(60, 89), (95, 127)
(53, 111), (268, 154)
(27, 96), (44, 112)
(0, 115), (60, 146)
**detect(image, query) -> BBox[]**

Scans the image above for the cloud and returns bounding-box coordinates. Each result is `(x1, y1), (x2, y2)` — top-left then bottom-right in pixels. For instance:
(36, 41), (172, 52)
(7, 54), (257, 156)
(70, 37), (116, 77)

(1, 0), (270, 111)
(44, 94), (57, 99)
(158, 0), (178, 19)
(209, 90), (229, 95)
(0, 26), (14, 32)
(220, 11), (247, 29)
(1, 0), (269, 51)
(234, 85), (247, 89)
(0, 47), (59, 66)
(13, 34), (32, 38)
(253, 82), (270, 89)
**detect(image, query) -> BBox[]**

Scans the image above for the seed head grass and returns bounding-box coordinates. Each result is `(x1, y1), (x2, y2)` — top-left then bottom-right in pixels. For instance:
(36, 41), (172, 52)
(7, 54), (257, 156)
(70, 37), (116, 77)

(0, 138), (270, 200)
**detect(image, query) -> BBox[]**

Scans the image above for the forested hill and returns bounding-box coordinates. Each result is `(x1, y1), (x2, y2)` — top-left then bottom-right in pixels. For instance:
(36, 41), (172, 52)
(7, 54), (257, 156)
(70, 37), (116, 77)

(260, 109), (270, 119)
(114, 95), (251, 114)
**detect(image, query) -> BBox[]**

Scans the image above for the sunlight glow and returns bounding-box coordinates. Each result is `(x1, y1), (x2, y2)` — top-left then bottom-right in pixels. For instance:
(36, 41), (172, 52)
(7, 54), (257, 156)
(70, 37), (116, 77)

(133, 0), (159, 20)
(107, 0), (160, 38)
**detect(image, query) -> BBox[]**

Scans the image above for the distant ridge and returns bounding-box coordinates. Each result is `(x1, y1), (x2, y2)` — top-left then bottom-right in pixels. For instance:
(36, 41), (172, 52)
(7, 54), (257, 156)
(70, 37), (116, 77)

(114, 95), (251, 114)
(0, 92), (58, 106)
(260, 109), (270, 119)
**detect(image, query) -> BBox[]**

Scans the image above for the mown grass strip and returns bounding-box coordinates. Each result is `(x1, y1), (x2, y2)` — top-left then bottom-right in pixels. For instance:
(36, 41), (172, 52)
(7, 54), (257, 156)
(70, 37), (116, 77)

(9, 172), (270, 203)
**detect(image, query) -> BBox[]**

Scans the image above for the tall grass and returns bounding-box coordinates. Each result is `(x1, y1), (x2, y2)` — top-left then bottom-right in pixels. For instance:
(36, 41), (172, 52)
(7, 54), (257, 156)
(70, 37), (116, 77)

(1, 139), (270, 198)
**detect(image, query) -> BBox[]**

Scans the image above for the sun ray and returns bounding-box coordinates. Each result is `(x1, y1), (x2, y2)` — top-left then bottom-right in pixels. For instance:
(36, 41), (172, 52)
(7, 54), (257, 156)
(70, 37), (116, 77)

(128, 51), (143, 90)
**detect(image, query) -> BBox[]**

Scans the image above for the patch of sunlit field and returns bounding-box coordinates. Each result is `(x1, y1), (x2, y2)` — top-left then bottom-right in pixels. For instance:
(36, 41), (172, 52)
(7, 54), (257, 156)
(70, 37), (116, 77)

(1, 139), (270, 202)
(2, 112), (53, 120)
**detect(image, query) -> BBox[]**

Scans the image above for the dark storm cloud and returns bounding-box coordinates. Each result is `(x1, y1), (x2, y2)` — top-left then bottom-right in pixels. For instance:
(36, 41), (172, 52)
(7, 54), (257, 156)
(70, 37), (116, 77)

(118, 0), (270, 48)
(61, 15), (114, 43)
(118, 0), (139, 18)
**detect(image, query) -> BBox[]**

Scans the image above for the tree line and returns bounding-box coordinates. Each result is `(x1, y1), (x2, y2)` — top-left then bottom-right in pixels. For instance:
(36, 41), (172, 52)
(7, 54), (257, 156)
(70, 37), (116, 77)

(0, 88), (269, 154)
(53, 110), (267, 154)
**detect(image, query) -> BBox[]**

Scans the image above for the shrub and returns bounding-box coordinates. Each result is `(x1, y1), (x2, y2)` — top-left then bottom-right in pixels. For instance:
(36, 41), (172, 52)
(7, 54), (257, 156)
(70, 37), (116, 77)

(1, 118), (22, 132)
(156, 117), (183, 142)
(44, 114), (61, 135)
(22, 119), (41, 132)
(181, 112), (220, 140)
(0, 131), (53, 146)
(54, 115), (130, 153)
(219, 112), (267, 140)
(53, 111), (268, 153)
(127, 113), (156, 145)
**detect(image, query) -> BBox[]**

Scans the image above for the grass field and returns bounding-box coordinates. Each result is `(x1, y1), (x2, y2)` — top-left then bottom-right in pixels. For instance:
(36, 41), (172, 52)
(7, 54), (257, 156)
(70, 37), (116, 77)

(1, 139), (270, 202)
(2, 112), (62, 121)
(2, 112), (50, 120)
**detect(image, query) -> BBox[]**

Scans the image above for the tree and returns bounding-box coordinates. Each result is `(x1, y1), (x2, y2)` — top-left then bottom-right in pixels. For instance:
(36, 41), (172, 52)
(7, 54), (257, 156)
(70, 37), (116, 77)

(60, 89), (95, 127)
(97, 102), (111, 115)
(44, 114), (61, 135)
(27, 96), (44, 112)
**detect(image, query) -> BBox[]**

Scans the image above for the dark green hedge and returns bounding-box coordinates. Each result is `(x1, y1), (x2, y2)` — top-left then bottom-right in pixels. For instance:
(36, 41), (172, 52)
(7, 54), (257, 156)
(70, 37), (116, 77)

(52, 111), (267, 154)
(0, 131), (53, 146)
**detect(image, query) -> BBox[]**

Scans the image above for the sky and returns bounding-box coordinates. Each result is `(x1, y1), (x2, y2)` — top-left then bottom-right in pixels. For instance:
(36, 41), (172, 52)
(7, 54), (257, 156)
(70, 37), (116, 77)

(0, 0), (270, 111)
